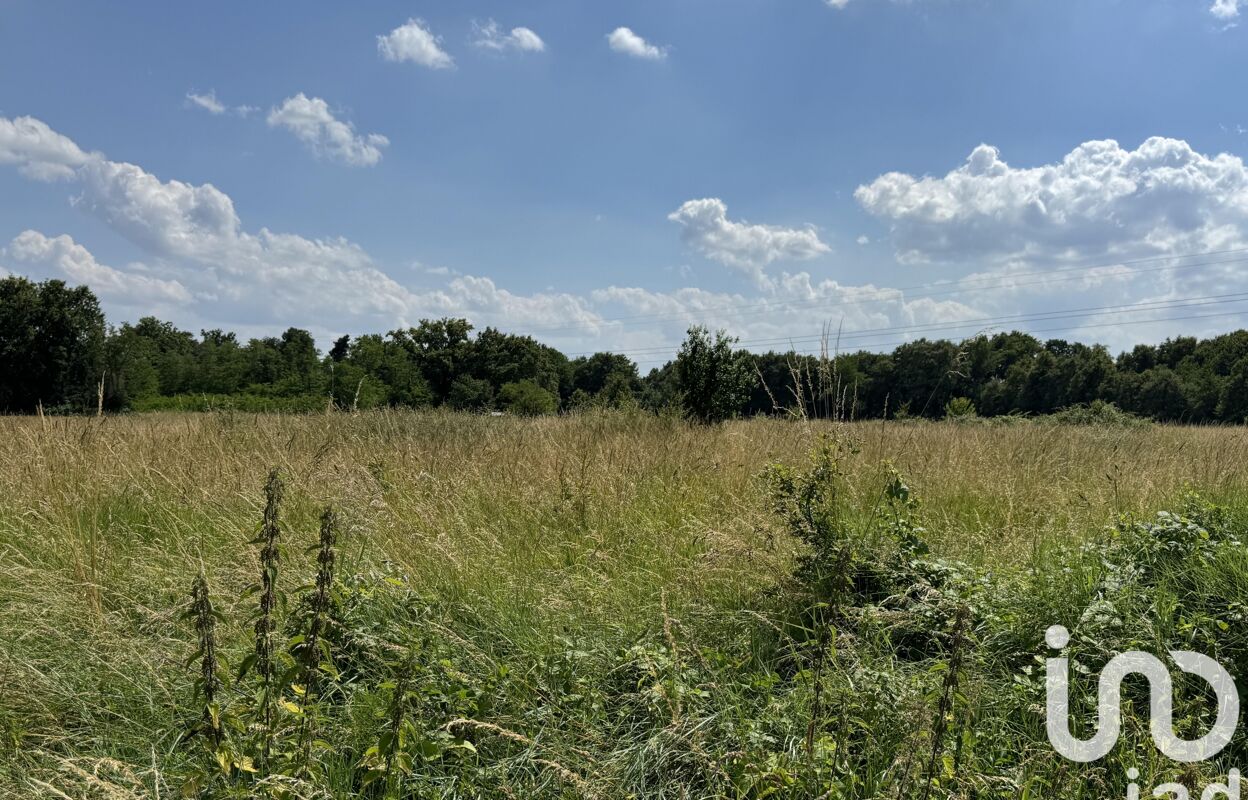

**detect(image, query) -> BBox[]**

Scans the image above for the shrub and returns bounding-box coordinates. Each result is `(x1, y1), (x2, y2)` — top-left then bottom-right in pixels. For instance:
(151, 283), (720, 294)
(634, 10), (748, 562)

(498, 380), (558, 416)
(944, 396), (977, 419)
(1044, 399), (1149, 428)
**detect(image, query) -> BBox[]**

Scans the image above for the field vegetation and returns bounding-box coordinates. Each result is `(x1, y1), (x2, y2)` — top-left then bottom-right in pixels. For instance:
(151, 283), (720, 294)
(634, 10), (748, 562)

(4, 411), (1248, 797)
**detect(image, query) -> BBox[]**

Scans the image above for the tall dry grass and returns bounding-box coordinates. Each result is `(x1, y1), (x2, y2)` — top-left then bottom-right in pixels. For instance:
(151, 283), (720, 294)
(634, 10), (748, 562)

(2, 410), (1247, 795)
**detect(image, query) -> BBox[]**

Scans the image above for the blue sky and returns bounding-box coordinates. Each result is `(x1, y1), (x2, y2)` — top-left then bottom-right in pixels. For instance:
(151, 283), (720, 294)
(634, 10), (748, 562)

(3, 0), (1248, 366)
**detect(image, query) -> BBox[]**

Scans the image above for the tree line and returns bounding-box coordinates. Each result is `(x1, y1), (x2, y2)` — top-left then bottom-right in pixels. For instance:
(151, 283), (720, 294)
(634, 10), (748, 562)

(5, 275), (1248, 423)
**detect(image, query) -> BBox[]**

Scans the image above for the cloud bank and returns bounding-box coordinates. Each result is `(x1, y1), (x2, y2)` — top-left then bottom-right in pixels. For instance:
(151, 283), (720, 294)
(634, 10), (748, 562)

(856, 138), (1248, 264)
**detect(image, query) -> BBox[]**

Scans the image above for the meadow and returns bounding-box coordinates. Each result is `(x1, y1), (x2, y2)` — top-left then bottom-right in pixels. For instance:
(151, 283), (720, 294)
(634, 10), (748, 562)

(4, 411), (1248, 798)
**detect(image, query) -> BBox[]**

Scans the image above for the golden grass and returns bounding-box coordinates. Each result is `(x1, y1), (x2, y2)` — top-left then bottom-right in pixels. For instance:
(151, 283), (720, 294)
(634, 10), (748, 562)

(2, 410), (1248, 794)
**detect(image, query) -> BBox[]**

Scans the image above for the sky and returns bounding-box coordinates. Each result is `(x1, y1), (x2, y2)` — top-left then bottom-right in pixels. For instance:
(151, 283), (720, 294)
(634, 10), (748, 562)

(3, 0), (1248, 369)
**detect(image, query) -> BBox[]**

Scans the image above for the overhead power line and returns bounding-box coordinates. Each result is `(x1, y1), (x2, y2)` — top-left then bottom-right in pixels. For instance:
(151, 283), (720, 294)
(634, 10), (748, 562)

(586, 290), (1248, 359)
(514, 245), (1248, 339)
(628, 305), (1248, 368)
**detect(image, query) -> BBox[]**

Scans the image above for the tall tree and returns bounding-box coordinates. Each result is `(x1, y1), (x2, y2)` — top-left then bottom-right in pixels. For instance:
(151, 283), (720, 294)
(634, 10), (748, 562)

(0, 277), (104, 412)
(675, 326), (751, 424)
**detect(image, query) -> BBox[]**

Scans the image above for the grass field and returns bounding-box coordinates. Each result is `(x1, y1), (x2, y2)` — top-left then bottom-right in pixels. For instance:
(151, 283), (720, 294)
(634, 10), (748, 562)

(4, 411), (1248, 798)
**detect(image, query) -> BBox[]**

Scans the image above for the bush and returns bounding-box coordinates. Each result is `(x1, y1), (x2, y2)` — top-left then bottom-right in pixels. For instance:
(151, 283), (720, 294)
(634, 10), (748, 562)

(498, 380), (558, 416)
(944, 396), (977, 419)
(1043, 400), (1149, 428)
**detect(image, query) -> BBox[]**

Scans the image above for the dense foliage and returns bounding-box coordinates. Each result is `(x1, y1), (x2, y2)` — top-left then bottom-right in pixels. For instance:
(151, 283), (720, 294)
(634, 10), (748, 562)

(7, 275), (1248, 422)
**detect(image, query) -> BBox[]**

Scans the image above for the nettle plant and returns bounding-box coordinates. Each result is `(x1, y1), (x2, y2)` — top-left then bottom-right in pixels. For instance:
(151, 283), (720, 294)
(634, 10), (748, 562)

(178, 471), (473, 799)
(761, 435), (980, 798)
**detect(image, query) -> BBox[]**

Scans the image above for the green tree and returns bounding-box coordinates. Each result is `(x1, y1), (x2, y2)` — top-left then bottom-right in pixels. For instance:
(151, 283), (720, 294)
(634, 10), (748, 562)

(346, 333), (432, 407)
(890, 339), (958, 418)
(1218, 356), (1248, 423)
(498, 379), (557, 416)
(944, 396), (977, 419)
(278, 327), (321, 393)
(570, 353), (639, 399)
(0, 277), (105, 412)
(675, 326), (751, 424)
(195, 329), (245, 394)
(448, 376), (495, 411)
(1133, 367), (1188, 421)
(392, 318), (474, 403)
(329, 335), (350, 363)
(639, 362), (680, 413)
(469, 327), (569, 400)
(102, 325), (159, 409)
(128, 317), (197, 394)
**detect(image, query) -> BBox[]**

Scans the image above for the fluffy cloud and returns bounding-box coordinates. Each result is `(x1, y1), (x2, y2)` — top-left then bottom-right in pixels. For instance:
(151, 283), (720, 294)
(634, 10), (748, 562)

(0, 113), (996, 356)
(856, 138), (1248, 264)
(9, 113), (1237, 358)
(669, 198), (830, 283)
(266, 94), (389, 167)
(7, 230), (192, 307)
(473, 20), (545, 53)
(0, 116), (91, 181)
(0, 114), (424, 332)
(1, 113), (983, 354)
(584, 273), (985, 365)
(72, 157), (417, 322)
(1211, 0), (1241, 19)
(606, 27), (667, 60)
(378, 19), (454, 69)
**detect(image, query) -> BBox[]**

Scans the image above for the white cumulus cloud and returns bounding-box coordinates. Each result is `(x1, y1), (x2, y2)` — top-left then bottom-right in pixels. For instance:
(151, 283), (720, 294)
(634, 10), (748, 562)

(7, 230), (192, 307)
(267, 94), (389, 167)
(378, 19), (454, 69)
(71, 157), (415, 322)
(10, 114), (1246, 356)
(669, 198), (830, 284)
(473, 20), (545, 53)
(0, 114), (422, 332)
(1211, 0), (1241, 19)
(855, 137), (1248, 265)
(0, 116), (91, 181)
(606, 27), (667, 60)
